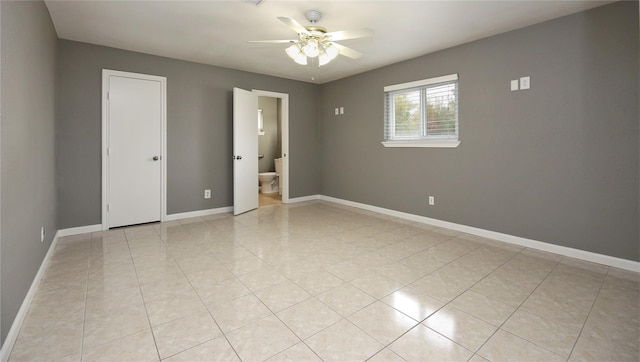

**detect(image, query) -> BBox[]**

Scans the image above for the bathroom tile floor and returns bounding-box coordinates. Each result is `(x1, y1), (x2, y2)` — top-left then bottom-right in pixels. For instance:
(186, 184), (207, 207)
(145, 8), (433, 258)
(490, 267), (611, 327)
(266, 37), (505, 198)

(259, 192), (282, 207)
(8, 201), (640, 361)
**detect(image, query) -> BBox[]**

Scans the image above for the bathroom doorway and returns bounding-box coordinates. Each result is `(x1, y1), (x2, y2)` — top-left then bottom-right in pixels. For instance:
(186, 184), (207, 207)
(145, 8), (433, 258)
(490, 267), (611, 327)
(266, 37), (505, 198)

(254, 90), (289, 208)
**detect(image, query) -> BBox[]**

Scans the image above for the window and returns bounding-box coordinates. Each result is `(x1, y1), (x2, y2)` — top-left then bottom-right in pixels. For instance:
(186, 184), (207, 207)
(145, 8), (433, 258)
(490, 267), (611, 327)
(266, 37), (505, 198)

(383, 74), (459, 148)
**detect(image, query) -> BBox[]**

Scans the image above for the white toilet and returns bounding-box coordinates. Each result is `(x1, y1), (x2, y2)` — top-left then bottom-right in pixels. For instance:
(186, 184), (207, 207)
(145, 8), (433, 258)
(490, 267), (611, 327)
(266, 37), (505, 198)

(258, 172), (277, 194)
(259, 158), (282, 194)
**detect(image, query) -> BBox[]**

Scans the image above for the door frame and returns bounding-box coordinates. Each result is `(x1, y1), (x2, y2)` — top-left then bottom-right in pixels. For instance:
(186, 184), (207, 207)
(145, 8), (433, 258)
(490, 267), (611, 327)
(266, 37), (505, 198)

(252, 89), (289, 203)
(101, 69), (167, 230)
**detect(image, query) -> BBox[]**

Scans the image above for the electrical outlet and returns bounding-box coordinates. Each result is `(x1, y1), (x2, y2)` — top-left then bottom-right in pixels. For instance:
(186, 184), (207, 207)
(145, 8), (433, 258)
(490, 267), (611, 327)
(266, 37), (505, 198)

(428, 196), (435, 206)
(204, 189), (211, 199)
(40, 226), (45, 242)
(520, 76), (530, 90)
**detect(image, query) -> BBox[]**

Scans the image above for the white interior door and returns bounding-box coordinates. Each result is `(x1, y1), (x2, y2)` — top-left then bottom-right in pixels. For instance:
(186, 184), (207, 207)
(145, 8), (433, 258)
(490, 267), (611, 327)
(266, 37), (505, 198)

(104, 71), (165, 228)
(233, 87), (259, 215)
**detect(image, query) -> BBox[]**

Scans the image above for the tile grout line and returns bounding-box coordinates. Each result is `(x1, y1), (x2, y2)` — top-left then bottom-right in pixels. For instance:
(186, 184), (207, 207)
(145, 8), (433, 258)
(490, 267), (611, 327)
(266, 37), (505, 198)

(565, 265), (610, 360)
(124, 226), (163, 362)
(159, 218), (244, 361)
(78, 234), (95, 361)
(472, 253), (567, 360)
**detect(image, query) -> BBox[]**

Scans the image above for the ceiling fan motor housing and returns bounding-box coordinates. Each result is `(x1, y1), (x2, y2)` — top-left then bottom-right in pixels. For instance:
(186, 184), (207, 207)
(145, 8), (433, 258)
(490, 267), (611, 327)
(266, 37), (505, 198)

(305, 10), (322, 24)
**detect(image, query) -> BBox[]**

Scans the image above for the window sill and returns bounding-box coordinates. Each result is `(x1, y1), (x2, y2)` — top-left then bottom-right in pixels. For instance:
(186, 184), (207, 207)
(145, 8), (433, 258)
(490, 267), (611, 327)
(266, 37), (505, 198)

(381, 140), (461, 148)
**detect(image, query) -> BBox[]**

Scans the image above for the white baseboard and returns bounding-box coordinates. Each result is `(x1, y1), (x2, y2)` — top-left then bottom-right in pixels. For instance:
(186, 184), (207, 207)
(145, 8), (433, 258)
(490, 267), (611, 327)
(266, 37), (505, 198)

(0, 231), (60, 362)
(164, 206), (233, 221)
(286, 194), (321, 204)
(319, 195), (640, 273)
(57, 224), (102, 237)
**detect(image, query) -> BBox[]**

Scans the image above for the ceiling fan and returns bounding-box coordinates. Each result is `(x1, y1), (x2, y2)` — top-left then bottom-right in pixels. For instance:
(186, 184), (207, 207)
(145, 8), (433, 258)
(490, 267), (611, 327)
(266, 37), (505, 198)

(249, 10), (373, 66)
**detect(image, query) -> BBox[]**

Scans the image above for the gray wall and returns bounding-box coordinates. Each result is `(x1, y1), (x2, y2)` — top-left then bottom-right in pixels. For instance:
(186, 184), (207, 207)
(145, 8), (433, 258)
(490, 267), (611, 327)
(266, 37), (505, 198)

(320, 1), (639, 261)
(57, 40), (321, 227)
(258, 96), (279, 173)
(0, 1), (58, 344)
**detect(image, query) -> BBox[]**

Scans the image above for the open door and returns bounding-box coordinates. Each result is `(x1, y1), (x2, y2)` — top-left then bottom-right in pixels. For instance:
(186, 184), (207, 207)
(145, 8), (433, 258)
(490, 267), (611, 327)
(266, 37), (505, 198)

(233, 88), (259, 215)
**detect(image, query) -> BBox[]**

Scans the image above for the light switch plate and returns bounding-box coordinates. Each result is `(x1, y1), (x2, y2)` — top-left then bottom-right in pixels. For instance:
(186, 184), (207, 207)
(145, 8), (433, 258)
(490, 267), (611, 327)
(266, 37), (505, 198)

(334, 108), (339, 115)
(340, 107), (344, 115)
(520, 76), (530, 90)
(510, 79), (519, 91)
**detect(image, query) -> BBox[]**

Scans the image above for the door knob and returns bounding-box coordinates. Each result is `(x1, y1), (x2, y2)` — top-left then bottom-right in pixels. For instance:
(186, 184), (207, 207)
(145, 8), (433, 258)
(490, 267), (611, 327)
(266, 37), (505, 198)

(236, 155), (243, 160)
(153, 156), (159, 161)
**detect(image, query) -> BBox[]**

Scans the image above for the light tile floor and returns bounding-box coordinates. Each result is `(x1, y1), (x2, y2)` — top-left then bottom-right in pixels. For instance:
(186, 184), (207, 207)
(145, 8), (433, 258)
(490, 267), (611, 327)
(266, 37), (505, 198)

(8, 201), (640, 361)
(259, 193), (282, 207)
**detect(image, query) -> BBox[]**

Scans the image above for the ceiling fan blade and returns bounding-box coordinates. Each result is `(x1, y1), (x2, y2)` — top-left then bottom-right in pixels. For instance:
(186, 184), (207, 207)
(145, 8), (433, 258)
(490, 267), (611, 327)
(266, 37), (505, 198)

(248, 40), (296, 44)
(333, 43), (363, 59)
(325, 28), (373, 41)
(278, 16), (309, 35)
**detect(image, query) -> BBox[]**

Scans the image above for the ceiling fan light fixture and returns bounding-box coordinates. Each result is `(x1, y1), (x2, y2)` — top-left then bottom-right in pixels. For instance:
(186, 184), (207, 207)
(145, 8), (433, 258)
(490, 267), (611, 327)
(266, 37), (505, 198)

(324, 43), (339, 59)
(302, 39), (320, 58)
(285, 43), (307, 65)
(318, 52), (331, 66)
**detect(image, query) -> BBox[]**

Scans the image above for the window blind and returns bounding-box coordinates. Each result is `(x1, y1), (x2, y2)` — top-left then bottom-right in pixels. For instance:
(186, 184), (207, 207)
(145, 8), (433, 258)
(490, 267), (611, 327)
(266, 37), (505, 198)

(384, 74), (458, 142)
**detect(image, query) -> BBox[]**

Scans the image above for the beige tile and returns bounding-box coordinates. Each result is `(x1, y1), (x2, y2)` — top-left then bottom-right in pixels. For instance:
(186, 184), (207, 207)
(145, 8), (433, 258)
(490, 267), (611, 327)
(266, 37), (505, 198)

(519, 291), (591, 330)
(305, 319), (383, 361)
(184, 263), (236, 287)
(604, 268), (640, 291)
(424, 305), (498, 352)
(10, 203), (640, 362)
(208, 294), (272, 332)
(37, 274), (85, 302)
(86, 272), (140, 298)
(277, 297), (343, 339)
(502, 309), (580, 358)
(9, 325), (83, 362)
(375, 262), (426, 285)
(477, 329), (565, 362)
(316, 283), (376, 317)
(349, 271), (403, 299)
(410, 272), (475, 303)
(570, 331), (639, 362)
(325, 259), (370, 282)
(82, 329), (158, 362)
(18, 301), (85, 340)
(256, 280), (311, 312)
(292, 270), (344, 295)
(471, 273), (540, 306)
(145, 291), (207, 327)
(236, 266), (288, 292)
(449, 290), (516, 326)
(225, 315), (300, 361)
(162, 335), (239, 361)
(367, 348), (407, 362)
(196, 277), (251, 307)
(224, 254), (268, 275)
(139, 277), (194, 303)
(85, 286), (144, 320)
(348, 301), (418, 345)
(83, 304), (150, 349)
(152, 311), (221, 359)
(468, 353), (490, 362)
(266, 342), (322, 362)
(381, 286), (444, 321)
(135, 261), (185, 285)
(582, 308), (639, 347)
(389, 324), (473, 361)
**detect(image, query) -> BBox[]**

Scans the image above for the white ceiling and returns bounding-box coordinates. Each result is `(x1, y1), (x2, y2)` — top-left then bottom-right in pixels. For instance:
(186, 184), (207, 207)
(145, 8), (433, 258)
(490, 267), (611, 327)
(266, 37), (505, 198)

(44, 0), (613, 84)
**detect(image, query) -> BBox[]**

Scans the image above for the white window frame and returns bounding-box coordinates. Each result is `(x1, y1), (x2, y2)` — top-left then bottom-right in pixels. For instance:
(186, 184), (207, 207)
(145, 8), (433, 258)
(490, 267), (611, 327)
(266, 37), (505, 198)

(382, 73), (460, 148)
